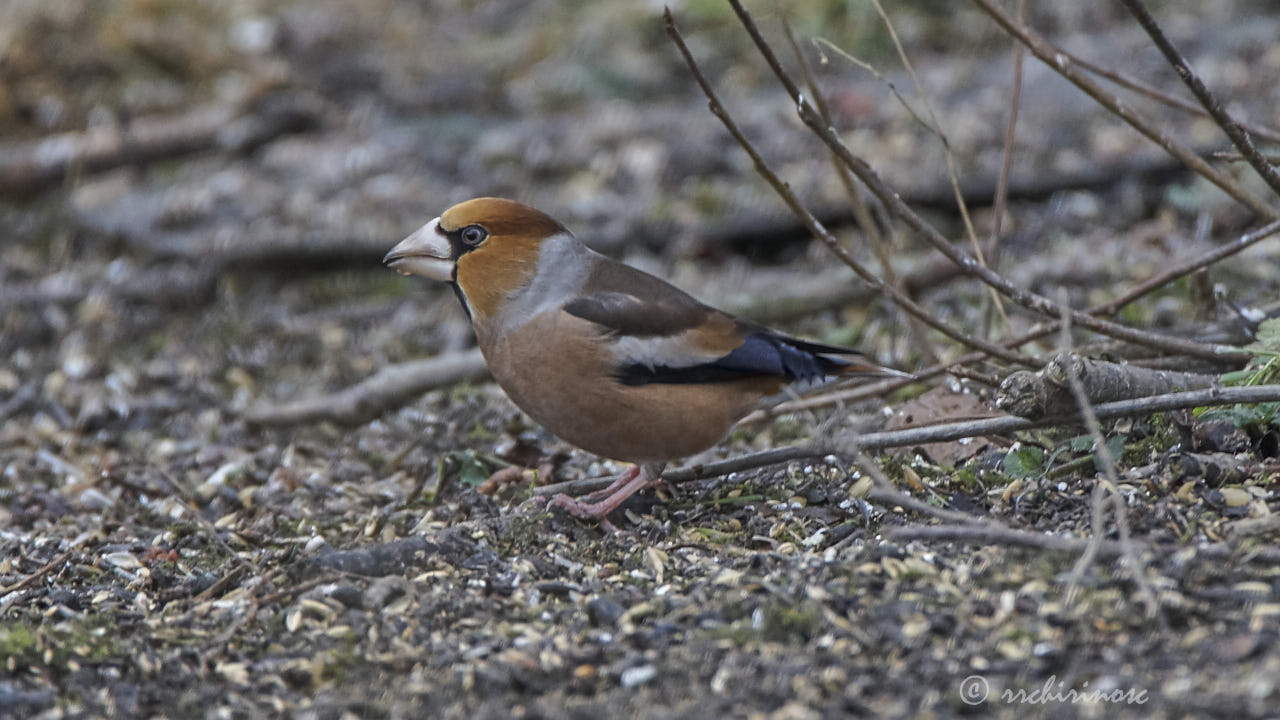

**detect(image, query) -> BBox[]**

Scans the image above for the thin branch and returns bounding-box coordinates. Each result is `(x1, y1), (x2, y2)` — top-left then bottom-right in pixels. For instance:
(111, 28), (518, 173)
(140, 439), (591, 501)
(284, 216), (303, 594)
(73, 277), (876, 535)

(811, 23), (1011, 338)
(0, 550), (74, 595)
(1214, 151), (1280, 164)
(794, 99), (1250, 361)
(663, 8), (1036, 367)
(969, 0), (1277, 220)
(985, 0), (1026, 334)
(723, 0), (1252, 362)
(1090, 218), (1280, 317)
(849, 447), (995, 527)
(1070, 51), (1280, 145)
(0, 93), (323, 197)
(1065, 483), (1108, 607)
(1056, 300), (1161, 618)
(1118, 0), (1280, 198)
(778, 11), (941, 365)
(863, 0), (985, 261)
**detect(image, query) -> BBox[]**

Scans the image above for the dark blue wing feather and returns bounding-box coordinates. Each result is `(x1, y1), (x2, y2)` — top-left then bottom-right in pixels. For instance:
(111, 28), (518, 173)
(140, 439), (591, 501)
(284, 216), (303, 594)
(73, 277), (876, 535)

(616, 331), (856, 386)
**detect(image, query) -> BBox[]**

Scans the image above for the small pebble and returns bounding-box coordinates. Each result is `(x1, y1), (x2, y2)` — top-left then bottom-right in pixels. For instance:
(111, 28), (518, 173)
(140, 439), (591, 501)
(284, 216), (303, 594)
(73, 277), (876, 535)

(619, 664), (656, 688)
(586, 596), (625, 628)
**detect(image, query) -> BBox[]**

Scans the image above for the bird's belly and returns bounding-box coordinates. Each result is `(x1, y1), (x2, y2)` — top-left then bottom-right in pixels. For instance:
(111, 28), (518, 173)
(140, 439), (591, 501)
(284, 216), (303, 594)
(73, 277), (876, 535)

(519, 381), (757, 458)
(500, 375), (763, 462)
(481, 318), (773, 463)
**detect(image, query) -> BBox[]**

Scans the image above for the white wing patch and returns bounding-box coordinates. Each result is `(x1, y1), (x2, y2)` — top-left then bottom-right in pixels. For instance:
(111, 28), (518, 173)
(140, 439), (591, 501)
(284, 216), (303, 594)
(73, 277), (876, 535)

(609, 332), (725, 369)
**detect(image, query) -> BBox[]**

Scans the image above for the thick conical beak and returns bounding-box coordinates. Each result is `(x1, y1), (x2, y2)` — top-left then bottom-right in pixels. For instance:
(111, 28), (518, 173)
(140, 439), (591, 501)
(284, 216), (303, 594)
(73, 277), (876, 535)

(383, 217), (454, 282)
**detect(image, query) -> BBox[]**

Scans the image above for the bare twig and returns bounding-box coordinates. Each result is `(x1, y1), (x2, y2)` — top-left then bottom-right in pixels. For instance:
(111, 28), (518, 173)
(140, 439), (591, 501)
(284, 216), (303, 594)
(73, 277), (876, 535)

(0, 550), (74, 595)
(849, 447), (994, 527)
(1056, 301), (1160, 618)
(191, 566), (248, 604)
(793, 98), (1250, 361)
(984, 0), (1026, 335)
(720, 0), (1252, 362)
(664, 8), (1035, 367)
(1070, 52), (1280, 145)
(1214, 151), (1280, 164)
(864, 1), (983, 252)
(1065, 483), (1108, 607)
(778, 12), (941, 365)
(1090, 218), (1280, 318)
(1118, 0), (1280, 198)
(969, 0), (1277, 220)
(257, 572), (350, 606)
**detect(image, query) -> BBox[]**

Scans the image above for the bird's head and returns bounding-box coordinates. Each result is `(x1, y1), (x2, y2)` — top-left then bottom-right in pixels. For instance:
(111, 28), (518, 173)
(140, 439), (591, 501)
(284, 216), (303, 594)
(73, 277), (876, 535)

(384, 197), (569, 320)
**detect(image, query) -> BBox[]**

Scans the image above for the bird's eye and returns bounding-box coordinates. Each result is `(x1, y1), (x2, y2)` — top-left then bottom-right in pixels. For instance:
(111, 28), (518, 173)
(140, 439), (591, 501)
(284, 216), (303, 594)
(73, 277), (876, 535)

(461, 225), (487, 246)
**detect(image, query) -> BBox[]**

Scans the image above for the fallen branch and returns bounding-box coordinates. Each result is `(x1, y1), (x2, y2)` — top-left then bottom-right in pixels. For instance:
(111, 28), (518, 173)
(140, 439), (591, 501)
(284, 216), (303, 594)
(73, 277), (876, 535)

(531, 385), (1280, 496)
(0, 91), (323, 197)
(0, 263), (219, 309)
(243, 349), (487, 426)
(887, 524), (1280, 565)
(996, 352), (1220, 420)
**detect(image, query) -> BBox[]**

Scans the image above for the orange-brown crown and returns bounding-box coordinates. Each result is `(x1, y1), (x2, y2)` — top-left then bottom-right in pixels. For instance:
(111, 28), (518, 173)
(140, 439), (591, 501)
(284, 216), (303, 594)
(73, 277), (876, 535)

(441, 198), (571, 324)
(439, 198), (567, 239)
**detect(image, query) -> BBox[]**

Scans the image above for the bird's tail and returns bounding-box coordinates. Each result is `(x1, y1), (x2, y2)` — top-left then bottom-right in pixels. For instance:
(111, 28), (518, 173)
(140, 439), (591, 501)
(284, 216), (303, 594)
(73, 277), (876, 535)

(779, 336), (913, 381)
(827, 355), (914, 380)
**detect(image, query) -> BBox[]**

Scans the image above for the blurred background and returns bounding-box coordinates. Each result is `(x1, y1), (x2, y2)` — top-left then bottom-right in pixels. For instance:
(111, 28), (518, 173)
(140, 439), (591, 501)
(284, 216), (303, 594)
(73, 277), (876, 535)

(4, 1), (1280, 716)
(3, 0), (1279, 512)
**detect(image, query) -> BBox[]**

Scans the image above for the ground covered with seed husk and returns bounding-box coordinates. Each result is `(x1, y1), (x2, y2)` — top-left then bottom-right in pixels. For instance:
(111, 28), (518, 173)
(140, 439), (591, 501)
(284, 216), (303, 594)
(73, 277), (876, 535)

(4, 1), (1280, 718)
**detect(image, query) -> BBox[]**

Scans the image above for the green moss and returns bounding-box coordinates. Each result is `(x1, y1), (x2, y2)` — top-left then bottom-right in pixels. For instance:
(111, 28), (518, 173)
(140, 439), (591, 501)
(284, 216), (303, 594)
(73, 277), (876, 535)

(759, 602), (823, 644)
(0, 617), (125, 673)
(0, 624), (37, 658)
(318, 631), (359, 686)
(950, 468), (979, 492)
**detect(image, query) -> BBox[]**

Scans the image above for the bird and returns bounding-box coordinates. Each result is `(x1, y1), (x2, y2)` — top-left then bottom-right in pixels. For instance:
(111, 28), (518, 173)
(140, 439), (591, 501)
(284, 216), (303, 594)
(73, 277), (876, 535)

(384, 197), (906, 530)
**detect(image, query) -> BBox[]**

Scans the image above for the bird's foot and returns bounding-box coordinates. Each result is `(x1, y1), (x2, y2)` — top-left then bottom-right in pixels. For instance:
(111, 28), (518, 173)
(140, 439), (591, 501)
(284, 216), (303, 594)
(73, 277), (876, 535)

(544, 464), (664, 532)
(579, 465), (642, 504)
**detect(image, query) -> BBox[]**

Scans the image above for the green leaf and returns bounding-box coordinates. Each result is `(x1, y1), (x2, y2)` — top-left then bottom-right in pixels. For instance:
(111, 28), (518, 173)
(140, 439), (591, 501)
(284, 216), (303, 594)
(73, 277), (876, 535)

(1093, 436), (1125, 472)
(1002, 446), (1045, 480)
(1197, 402), (1280, 430)
(1254, 318), (1280, 352)
(450, 450), (492, 487)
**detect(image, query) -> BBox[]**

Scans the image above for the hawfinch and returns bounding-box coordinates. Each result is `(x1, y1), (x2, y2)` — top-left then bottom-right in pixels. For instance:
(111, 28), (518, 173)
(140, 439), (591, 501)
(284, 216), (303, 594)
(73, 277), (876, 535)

(384, 198), (903, 529)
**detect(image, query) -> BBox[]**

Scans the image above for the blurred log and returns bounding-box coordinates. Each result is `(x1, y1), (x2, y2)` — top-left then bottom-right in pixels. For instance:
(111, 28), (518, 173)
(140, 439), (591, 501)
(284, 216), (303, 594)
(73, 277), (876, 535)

(243, 349), (488, 427)
(0, 91), (323, 197)
(997, 352), (1219, 419)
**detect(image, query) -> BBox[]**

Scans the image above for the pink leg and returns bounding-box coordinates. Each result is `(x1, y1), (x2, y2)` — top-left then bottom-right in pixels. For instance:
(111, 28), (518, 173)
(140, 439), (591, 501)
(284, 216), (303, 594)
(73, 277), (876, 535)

(546, 463), (665, 531)
(580, 466), (641, 504)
